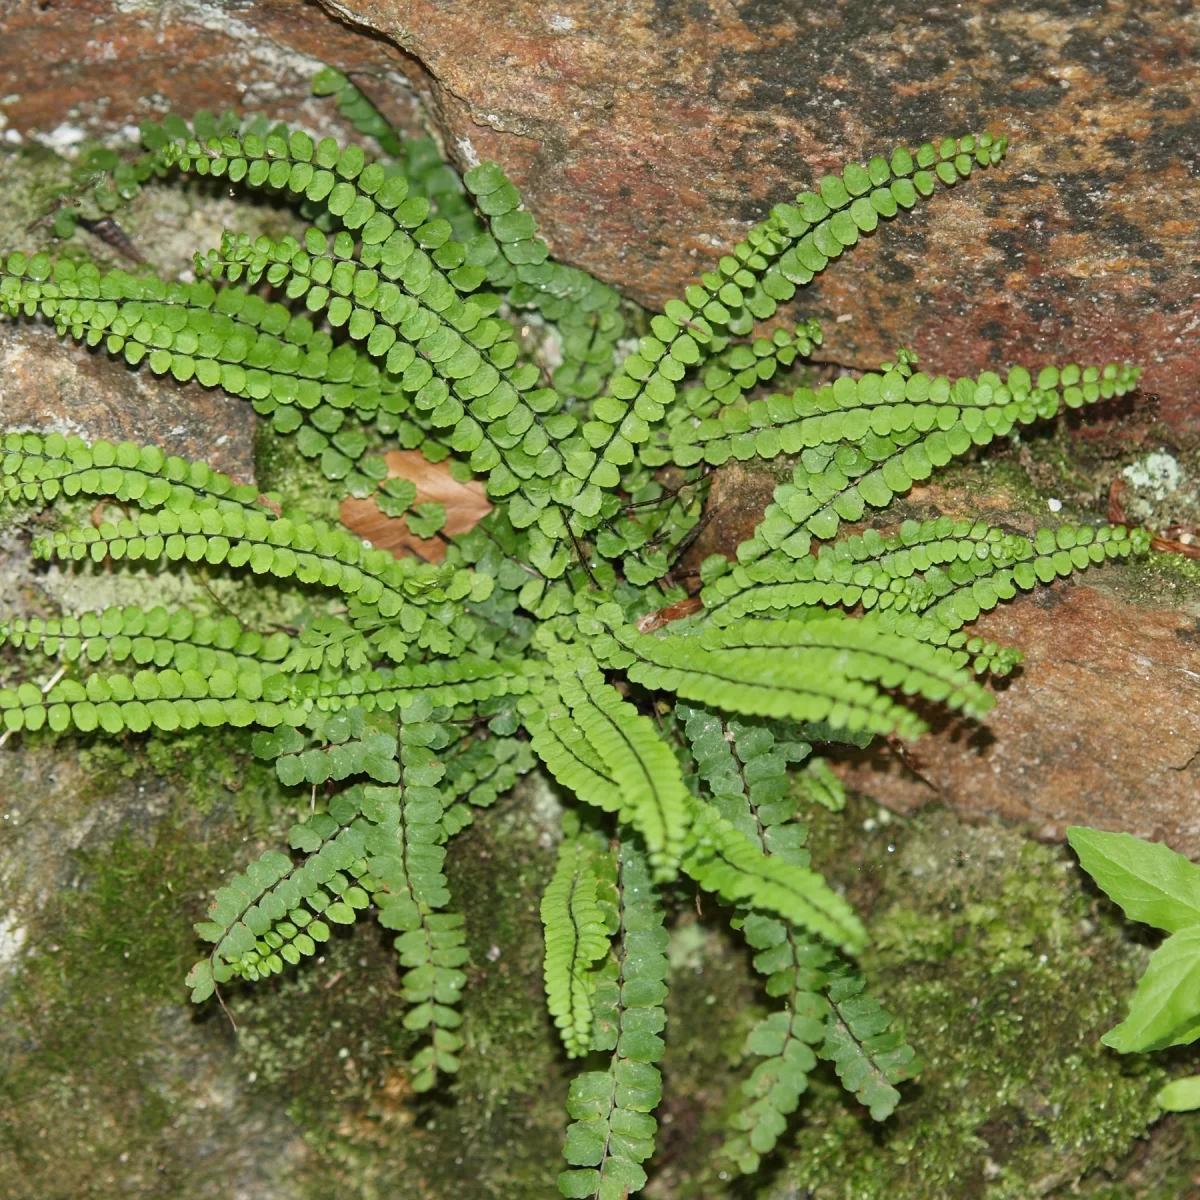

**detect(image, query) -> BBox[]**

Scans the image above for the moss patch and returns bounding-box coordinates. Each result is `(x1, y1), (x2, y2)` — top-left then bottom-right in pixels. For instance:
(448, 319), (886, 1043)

(778, 797), (1181, 1199)
(0, 817), (246, 1197)
(223, 777), (569, 1199)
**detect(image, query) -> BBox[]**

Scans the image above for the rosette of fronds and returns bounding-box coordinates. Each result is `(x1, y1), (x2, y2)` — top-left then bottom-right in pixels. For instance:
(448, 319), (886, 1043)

(0, 67), (1148, 1195)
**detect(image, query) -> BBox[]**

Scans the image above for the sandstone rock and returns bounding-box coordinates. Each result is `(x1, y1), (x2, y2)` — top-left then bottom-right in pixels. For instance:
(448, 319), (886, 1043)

(2, 2), (1195, 435)
(834, 582), (1200, 854)
(314, 0), (1200, 436)
(0, 324), (255, 480)
(0, 0), (411, 141)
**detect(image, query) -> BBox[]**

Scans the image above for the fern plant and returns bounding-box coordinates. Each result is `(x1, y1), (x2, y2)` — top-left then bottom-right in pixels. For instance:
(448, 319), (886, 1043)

(0, 67), (1151, 1194)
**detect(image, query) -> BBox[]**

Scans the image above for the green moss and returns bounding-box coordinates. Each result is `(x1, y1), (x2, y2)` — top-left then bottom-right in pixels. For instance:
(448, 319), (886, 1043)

(226, 778), (569, 1199)
(143, 727), (282, 830)
(1116, 548), (1200, 609)
(774, 798), (1170, 1199)
(254, 420), (344, 524)
(0, 819), (238, 1197)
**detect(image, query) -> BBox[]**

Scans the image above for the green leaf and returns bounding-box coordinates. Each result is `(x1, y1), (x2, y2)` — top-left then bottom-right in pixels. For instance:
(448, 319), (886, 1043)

(1103, 926), (1200, 1053)
(407, 501), (447, 539)
(1068, 827), (1200, 933)
(1157, 1075), (1200, 1112)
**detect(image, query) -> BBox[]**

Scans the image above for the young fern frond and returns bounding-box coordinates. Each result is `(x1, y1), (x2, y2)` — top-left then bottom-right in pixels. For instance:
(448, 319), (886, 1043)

(559, 836), (668, 1200)
(0, 604), (290, 673)
(818, 962), (917, 1121)
(541, 641), (692, 878)
(680, 704), (916, 1171)
(542, 814), (616, 1057)
(0, 72), (1154, 1194)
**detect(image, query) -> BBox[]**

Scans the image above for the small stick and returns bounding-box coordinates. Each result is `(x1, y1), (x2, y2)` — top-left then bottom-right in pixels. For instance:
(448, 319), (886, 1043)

(0, 662), (68, 749)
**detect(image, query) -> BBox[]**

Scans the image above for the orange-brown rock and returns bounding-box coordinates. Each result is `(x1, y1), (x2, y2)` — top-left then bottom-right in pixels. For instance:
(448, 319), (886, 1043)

(0, 1), (409, 139)
(313, 0), (1200, 436)
(2, 2), (1196, 434)
(835, 583), (1200, 854)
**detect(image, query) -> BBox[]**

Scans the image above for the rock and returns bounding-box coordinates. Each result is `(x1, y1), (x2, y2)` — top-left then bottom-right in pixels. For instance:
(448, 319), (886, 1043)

(311, 0), (1200, 437)
(1, 324), (256, 480)
(0, 0), (411, 140)
(834, 582), (1200, 854)
(3, 2), (1195, 434)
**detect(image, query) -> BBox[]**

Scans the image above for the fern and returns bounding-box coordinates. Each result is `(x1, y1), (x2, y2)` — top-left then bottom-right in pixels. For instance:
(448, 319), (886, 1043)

(558, 836), (668, 1199)
(0, 68), (1154, 1194)
(542, 813), (615, 1057)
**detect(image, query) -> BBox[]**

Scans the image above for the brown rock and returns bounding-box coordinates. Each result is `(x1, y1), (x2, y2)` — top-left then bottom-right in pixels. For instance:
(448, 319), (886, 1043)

(315, 0), (1200, 436)
(0, 0), (410, 138)
(4, 2), (1197, 433)
(0, 324), (255, 479)
(834, 583), (1200, 854)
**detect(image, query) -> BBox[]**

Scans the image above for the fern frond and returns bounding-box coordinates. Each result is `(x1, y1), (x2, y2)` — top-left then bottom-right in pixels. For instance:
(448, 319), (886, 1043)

(310, 74), (625, 395)
(5, 436), (488, 631)
(819, 963), (918, 1121)
(542, 814), (615, 1057)
(0, 259), (450, 492)
(359, 696), (468, 1091)
(462, 160), (626, 400)
(680, 795), (865, 952)
(721, 914), (832, 1174)
(559, 837), (667, 1200)
(729, 361), (1142, 558)
(0, 604), (290, 673)
(186, 789), (369, 999)
(661, 320), (824, 439)
(0, 662), (293, 736)
(1, 428), (267, 513)
(544, 642), (691, 878)
(620, 614), (990, 740)
(525, 688), (627, 818)
(565, 133), (1009, 546)
(679, 703), (915, 1168)
(698, 516), (1148, 677)
(683, 702), (829, 1171)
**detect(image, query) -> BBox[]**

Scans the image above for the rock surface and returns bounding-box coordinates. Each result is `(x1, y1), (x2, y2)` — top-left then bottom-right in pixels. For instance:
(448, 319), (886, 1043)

(1, 324), (256, 480)
(1, 2), (1196, 434)
(0, 0), (411, 139)
(318, 0), (1200, 436)
(835, 581), (1200, 853)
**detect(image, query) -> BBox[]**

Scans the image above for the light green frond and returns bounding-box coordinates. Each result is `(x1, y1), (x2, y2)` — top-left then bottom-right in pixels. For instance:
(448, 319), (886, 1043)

(542, 815), (616, 1058)
(0, 603), (290, 674)
(546, 644), (692, 878)
(0, 663), (294, 737)
(525, 689), (627, 818)
(681, 796), (865, 952)
(819, 964), (919, 1120)
(731, 361), (1141, 558)
(558, 838), (667, 1200)
(186, 792), (369, 999)
(620, 615), (990, 740)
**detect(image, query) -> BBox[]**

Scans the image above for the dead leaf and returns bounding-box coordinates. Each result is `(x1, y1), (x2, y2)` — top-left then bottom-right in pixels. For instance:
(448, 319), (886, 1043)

(339, 450), (492, 562)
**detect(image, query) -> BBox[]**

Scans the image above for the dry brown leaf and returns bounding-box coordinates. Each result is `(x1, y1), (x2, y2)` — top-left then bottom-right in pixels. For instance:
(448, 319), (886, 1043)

(339, 450), (492, 562)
